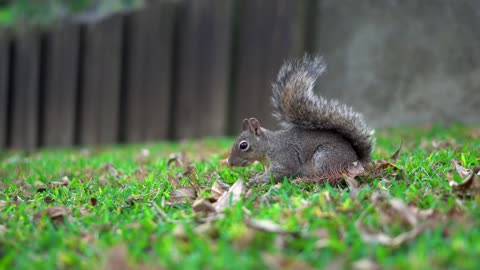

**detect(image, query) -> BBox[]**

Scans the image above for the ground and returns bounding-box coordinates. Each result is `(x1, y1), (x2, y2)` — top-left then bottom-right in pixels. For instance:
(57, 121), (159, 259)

(1, 125), (480, 269)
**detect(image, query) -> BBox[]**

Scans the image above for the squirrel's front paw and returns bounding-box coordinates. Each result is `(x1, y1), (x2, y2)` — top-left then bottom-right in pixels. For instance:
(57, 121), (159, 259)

(246, 175), (270, 187)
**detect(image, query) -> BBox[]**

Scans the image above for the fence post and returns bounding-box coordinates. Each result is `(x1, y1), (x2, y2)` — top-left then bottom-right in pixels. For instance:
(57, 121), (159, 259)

(0, 29), (10, 149)
(122, 1), (175, 142)
(172, 0), (233, 139)
(229, 0), (306, 133)
(10, 29), (42, 150)
(41, 23), (81, 147)
(78, 14), (124, 145)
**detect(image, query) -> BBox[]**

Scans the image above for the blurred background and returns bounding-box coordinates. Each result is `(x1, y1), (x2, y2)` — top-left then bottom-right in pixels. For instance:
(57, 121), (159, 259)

(0, 0), (479, 150)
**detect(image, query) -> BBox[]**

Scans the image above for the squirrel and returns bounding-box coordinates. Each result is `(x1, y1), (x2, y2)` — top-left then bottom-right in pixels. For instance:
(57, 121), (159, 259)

(228, 55), (375, 185)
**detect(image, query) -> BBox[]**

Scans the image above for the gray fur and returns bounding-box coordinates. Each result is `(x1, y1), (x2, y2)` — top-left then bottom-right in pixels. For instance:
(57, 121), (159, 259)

(228, 55), (375, 185)
(271, 55), (374, 161)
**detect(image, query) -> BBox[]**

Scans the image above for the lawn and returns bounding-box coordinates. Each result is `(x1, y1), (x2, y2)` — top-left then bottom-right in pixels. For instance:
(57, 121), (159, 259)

(1, 125), (479, 270)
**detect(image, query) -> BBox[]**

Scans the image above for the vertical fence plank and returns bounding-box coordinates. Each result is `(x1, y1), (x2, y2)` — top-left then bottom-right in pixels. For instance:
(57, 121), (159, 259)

(42, 23), (80, 147)
(229, 0), (306, 133)
(123, 2), (175, 142)
(173, 0), (233, 139)
(78, 14), (124, 145)
(10, 30), (42, 150)
(0, 30), (9, 149)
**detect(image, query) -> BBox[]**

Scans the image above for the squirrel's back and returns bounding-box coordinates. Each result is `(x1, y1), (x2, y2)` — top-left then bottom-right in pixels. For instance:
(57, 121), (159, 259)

(271, 55), (374, 161)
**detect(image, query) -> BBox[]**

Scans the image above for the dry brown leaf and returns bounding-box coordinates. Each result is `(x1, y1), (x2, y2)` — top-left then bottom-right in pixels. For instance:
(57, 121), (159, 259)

(346, 161), (366, 176)
(0, 200), (6, 211)
(104, 244), (130, 270)
(49, 176), (71, 188)
(352, 258), (381, 270)
(374, 160), (399, 171)
(167, 152), (185, 167)
(103, 163), (118, 178)
(262, 253), (314, 270)
(182, 166), (200, 187)
(34, 180), (47, 192)
(217, 158), (229, 168)
(451, 159), (472, 178)
(43, 196), (54, 204)
(193, 222), (220, 239)
(390, 141), (403, 162)
(90, 197), (98, 207)
(245, 218), (295, 236)
(344, 175), (359, 189)
(450, 167), (480, 196)
(34, 206), (70, 228)
(0, 224), (7, 234)
(356, 192), (433, 247)
(211, 179), (230, 199)
(79, 207), (91, 216)
(233, 227), (257, 250)
(356, 221), (427, 247)
(214, 179), (244, 212)
(312, 228), (330, 249)
(421, 138), (459, 151)
(172, 224), (189, 241)
(137, 148), (150, 163)
(81, 232), (96, 244)
(192, 198), (216, 214)
(170, 187), (197, 203)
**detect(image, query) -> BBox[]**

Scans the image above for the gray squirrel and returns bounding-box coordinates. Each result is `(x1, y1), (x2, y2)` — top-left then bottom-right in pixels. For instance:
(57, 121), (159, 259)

(228, 55), (375, 185)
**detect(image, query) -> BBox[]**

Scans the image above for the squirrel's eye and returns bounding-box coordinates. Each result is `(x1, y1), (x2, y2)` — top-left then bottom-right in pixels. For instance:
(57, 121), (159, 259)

(239, 140), (249, 151)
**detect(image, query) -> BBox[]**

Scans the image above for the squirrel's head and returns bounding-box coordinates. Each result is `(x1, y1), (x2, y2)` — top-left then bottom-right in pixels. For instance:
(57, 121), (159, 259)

(228, 118), (267, 167)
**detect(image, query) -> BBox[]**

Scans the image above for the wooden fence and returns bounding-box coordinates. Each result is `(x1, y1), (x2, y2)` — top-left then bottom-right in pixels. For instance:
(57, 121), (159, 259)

(0, 0), (316, 150)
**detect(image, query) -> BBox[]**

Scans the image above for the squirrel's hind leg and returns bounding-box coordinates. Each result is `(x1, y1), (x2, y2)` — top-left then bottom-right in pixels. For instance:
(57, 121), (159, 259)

(311, 143), (358, 178)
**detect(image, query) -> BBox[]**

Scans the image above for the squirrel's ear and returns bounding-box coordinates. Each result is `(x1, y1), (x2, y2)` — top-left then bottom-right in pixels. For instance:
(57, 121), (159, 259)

(248, 118), (262, 136)
(242, 118), (250, 131)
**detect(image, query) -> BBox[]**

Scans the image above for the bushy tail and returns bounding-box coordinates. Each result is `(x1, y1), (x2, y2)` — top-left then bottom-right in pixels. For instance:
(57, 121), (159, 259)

(271, 55), (374, 161)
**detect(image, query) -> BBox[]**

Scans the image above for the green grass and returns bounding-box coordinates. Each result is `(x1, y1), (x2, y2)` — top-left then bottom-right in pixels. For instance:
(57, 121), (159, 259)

(1, 125), (480, 269)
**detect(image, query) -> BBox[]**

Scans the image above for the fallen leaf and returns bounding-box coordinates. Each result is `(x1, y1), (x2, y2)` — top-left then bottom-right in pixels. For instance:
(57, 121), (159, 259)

(211, 179), (230, 199)
(43, 196), (54, 204)
(167, 152), (185, 167)
(262, 253), (314, 270)
(214, 179), (244, 212)
(49, 176), (71, 188)
(451, 159), (472, 178)
(344, 175), (359, 189)
(34, 206), (70, 228)
(104, 244), (129, 270)
(0, 224), (7, 234)
(217, 158), (229, 168)
(81, 232), (96, 244)
(137, 148), (150, 162)
(193, 222), (220, 239)
(34, 180), (47, 192)
(450, 166), (480, 197)
(182, 166), (200, 187)
(90, 197), (98, 207)
(0, 200), (6, 211)
(192, 198), (216, 214)
(346, 161), (366, 176)
(356, 192), (433, 247)
(352, 258), (381, 270)
(245, 218), (296, 236)
(170, 187), (197, 203)
(356, 221), (427, 247)
(46, 206), (68, 220)
(172, 224), (189, 242)
(311, 228), (330, 249)
(79, 207), (90, 216)
(390, 141), (403, 162)
(374, 160), (399, 171)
